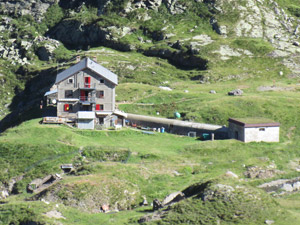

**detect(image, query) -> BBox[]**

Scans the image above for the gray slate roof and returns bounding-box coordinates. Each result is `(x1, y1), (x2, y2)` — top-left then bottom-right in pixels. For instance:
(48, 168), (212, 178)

(44, 89), (57, 96)
(55, 58), (118, 85)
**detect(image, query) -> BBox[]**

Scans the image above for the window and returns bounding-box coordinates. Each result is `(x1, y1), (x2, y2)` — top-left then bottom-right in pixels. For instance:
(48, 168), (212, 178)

(65, 90), (73, 98)
(85, 77), (91, 88)
(68, 78), (74, 84)
(96, 104), (104, 111)
(97, 90), (104, 98)
(64, 104), (73, 112)
(259, 128), (265, 131)
(99, 79), (105, 84)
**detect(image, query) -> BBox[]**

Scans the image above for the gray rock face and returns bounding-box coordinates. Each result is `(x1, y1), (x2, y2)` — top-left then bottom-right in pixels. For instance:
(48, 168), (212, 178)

(124, 0), (163, 13)
(0, 0), (57, 22)
(244, 166), (283, 179)
(258, 177), (300, 194)
(164, 0), (187, 14)
(161, 191), (185, 206)
(124, 0), (187, 14)
(49, 20), (133, 51)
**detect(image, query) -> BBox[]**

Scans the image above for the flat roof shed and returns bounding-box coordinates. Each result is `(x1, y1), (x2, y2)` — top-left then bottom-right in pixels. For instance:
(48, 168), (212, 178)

(228, 118), (280, 143)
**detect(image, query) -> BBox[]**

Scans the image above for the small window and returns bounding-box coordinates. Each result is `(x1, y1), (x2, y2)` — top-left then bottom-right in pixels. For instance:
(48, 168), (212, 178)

(100, 79), (105, 84)
(97, 90), (104, 98)
(68, 78), (74, 84)
(65, 90), (73, 98)
(64, 104), (70, 112)
(96, 104), (104, 111)
(259, 128), (265, 131)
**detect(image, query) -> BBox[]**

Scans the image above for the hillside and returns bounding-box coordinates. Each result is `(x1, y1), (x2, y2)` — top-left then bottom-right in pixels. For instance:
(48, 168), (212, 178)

(0, 0), (300, 224)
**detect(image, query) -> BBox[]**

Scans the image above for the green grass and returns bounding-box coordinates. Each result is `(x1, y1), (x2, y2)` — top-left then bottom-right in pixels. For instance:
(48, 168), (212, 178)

(0, 0), (300, 224)
(231, 117), (277, 124)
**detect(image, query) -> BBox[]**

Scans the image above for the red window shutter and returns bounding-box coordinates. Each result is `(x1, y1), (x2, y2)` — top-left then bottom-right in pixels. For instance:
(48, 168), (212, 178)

(96, 104), (100, 111)
(80, 90), (85, 101)
(85, 77), (91, 88)
(64, 104), (69, 111)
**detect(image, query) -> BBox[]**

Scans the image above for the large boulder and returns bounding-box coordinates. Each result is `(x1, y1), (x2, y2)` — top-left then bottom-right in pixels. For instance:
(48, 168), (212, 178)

(228, 89), (243, 96)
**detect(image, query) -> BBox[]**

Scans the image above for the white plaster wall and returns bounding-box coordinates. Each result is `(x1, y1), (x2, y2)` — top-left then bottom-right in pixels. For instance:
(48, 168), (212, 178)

(244, 127), (280, 143)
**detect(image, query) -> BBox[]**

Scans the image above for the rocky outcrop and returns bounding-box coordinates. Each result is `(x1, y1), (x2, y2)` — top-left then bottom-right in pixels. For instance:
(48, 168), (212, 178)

(0, 0), (57, 22)
(244, 166), (284, 179)
(124, 0), (162, 13)
(228, 89), (243, 96)
(212, 0), (300, 75)
(48, 20), (134, 50)
(258, 176), (300, 195)
(34, 36), (61, 61)
(144, 47), (208, 70)
(140, 180), (275, 224)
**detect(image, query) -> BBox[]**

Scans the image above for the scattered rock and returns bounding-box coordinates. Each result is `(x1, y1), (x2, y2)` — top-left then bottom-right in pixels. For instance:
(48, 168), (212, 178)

(165, 0), (187, 14)
(258, 177), (300, 194)
(293, 41), (299, 47)
(192, 34), (214, 46)
(1, 190), (9, 199)
(153, 199), (163, 210)
(100, 204), (110, 213)
(265, 220), (275, 225)
(244, 166), (283, 179)
(213, 45), (251, 60)
(159, 86), (172, 91)
(161, 191), (185, 206)
(172, 170), (181, 176)
(0, 0), (56, 22)
(209, 90), (216, 94)
(257, 86), (294, 92)
(282, 183), (293, 192)
(45, 210), (66, 219)
(225, 171), (239, 179)
(228, 89), (243, 96)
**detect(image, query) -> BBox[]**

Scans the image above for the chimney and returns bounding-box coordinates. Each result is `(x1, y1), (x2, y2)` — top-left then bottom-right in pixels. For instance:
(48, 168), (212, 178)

(93, 56), (97, 62)
(76, 56), (81, 62)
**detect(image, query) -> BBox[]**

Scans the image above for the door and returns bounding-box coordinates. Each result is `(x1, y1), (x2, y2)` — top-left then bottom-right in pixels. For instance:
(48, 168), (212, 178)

(235, 131), (239, 140)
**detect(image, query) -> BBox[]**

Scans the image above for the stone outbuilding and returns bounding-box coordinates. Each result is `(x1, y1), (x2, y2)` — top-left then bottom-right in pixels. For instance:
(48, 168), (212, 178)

(228, 118), (280, 143)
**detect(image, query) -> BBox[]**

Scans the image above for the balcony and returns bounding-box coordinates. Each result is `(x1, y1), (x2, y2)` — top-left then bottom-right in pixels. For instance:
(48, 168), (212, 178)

(78, 83), (96, 90)
(80, 96), (96, 104)
(77, 111), (95, 119)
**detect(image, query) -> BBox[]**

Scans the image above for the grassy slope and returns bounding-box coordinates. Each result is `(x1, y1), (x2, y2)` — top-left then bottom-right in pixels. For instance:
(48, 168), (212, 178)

(0, 0), (300, 224)
(1, 74), (300, 223)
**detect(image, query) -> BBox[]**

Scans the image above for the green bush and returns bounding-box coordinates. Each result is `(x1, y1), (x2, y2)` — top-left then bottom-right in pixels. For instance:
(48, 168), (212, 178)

(43, 4), (64, 29)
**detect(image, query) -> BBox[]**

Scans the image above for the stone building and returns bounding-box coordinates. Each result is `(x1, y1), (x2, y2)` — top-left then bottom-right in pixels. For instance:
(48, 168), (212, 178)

(44, 57), (126, 129)
(228, 118), (280, 143)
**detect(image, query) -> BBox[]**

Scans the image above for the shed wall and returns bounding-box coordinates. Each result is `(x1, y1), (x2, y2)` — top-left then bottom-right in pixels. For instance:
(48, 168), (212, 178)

(244, 127), (279, 143)
(228, 122), (245, 141)
(77, 119), (95, 129)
